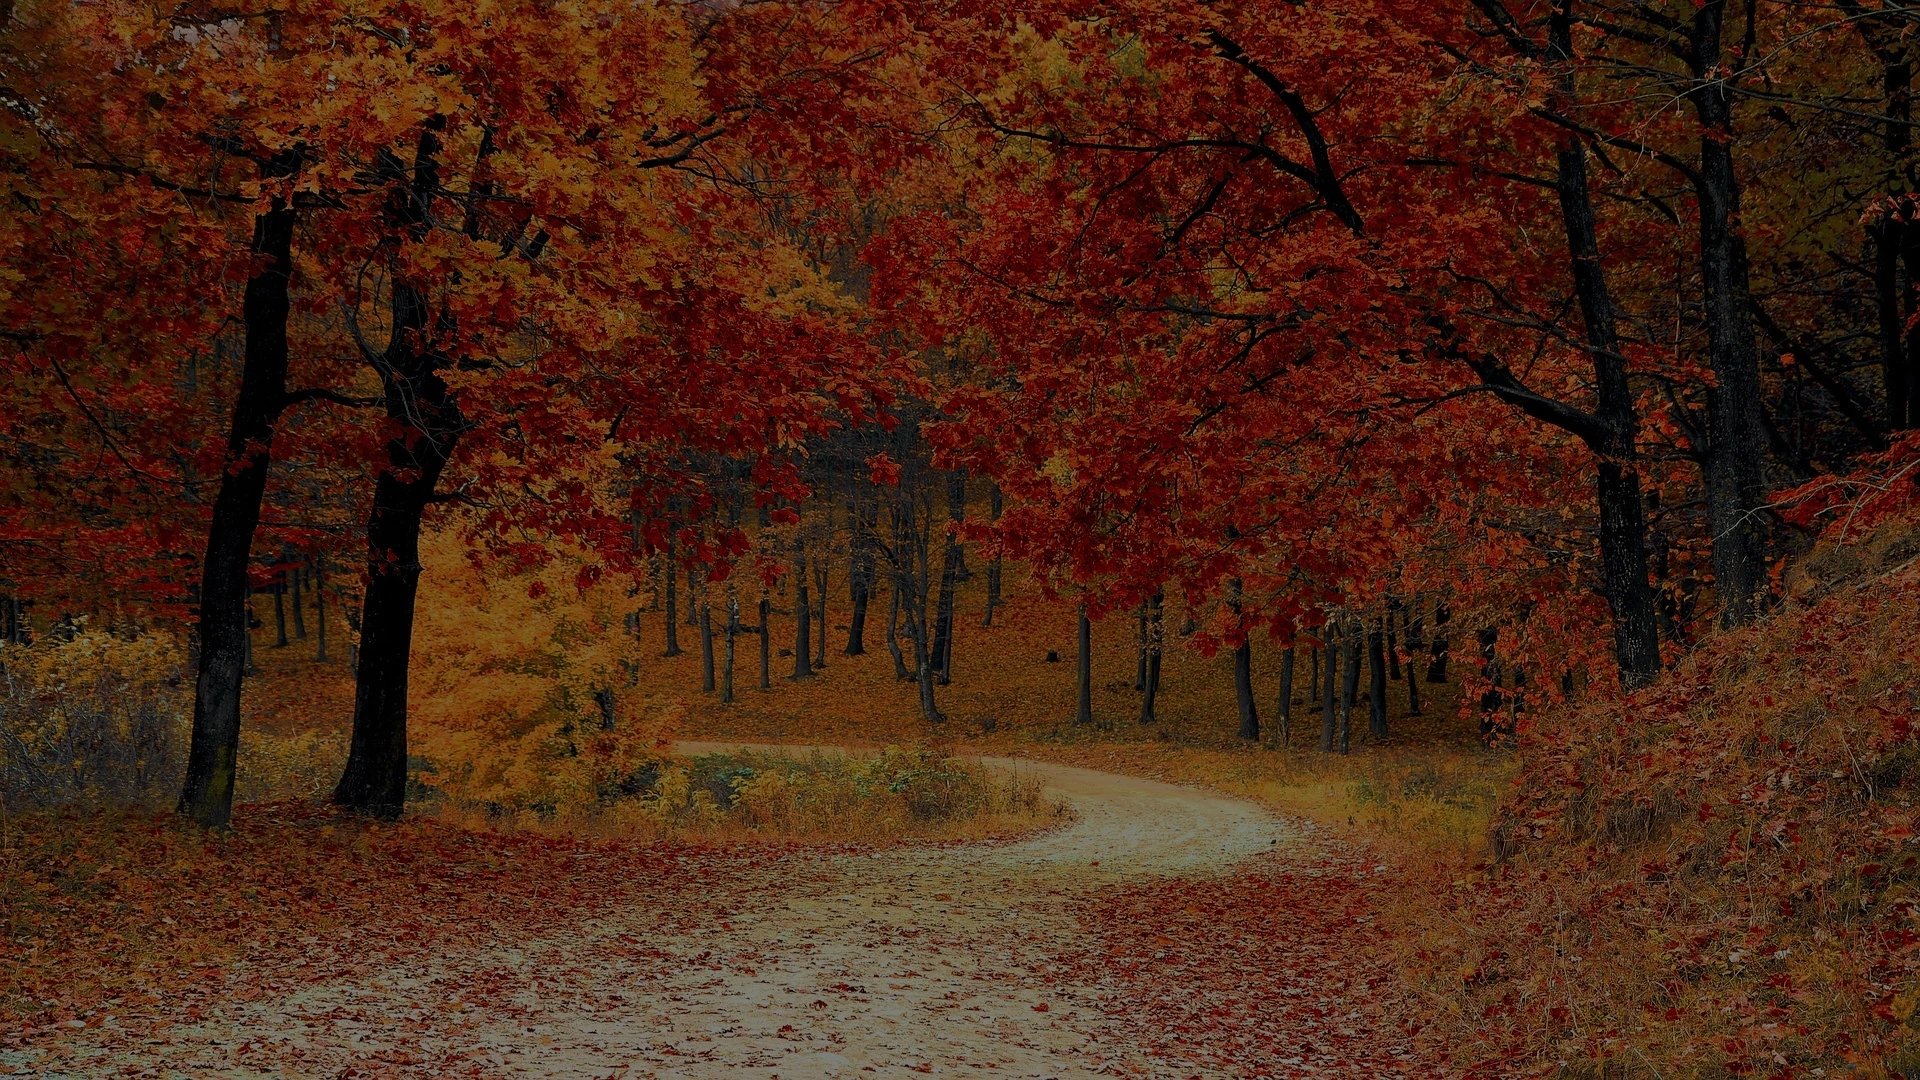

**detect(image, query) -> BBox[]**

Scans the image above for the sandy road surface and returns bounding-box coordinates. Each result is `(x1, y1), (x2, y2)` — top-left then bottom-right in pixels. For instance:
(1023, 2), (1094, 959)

(49, 748), (1291, 1079)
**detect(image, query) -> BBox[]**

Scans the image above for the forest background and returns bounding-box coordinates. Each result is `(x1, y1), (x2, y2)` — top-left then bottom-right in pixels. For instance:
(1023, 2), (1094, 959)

(6, 0), (1920, 1076)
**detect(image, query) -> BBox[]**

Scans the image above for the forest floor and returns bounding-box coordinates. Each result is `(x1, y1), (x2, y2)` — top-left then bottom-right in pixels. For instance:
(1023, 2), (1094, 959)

(22, 757), (1443, 1079)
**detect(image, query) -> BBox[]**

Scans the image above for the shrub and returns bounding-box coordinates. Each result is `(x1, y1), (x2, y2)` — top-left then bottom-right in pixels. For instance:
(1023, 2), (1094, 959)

(0, 629), (188, 811)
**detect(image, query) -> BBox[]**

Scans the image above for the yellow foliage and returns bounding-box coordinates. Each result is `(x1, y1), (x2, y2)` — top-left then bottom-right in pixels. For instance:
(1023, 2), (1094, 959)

(408, 531), (669, 816)
(0, 626), (187, 809)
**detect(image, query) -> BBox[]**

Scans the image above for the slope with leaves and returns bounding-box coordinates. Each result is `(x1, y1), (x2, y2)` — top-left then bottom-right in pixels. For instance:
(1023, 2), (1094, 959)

(1403, 508), (1920, 1077)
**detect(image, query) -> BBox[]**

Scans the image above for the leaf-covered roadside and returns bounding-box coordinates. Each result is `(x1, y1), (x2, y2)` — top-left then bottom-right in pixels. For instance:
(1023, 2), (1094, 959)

(0, 802), (828, 1052)
(1053, 833), (1448, 1079)
(1401, 522), (1920, 1078)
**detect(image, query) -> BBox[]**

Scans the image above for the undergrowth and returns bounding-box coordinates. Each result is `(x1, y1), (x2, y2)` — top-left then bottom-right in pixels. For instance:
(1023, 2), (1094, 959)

(431, 744), (1062, 843)
(0, 628), (186, 812)
(1400, 521), (1920, 1079)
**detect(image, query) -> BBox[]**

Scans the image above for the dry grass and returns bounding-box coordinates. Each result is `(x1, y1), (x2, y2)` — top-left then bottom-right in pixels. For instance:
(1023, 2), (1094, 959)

(428, 744), (1066, 844)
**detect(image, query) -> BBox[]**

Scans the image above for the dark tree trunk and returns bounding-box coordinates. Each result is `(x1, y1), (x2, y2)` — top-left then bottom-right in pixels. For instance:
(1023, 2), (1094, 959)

(1871, 30), (1917, 431)
(1428, 604), (1450, 682)
(1234, 638), (1259, 741)
(1900, 231), (1920, 433)
(244, 598), (257, 676)
(1368, 622), (1388, 739)
(700, 598), (716, 693)
(333, 128), (466, 821)
(1320, 631), (1338, 753)
(332, 396), (457, 819)
(314, 558), (328, 663)
(813, 554), (829, 672)
(846, 497), (876, 654)
(1877, 216), (1912, 429)
(1404, 606), (1424, 716)
(900, 573), (940, 721)
(290, 568), (306, 639)
(792, 539), (813, 679)
(1545, 5), (1664, 686)
(1339, 624), (1360, 755)
(981, 484), (1004, 627)
(1135, 602), (1149, 691)
(178, 170), (298, 830)
(596, 687), (616, 731)
(1073, 605), (1094, 726)
(272, 583), (289, 647)
(930, 472), (965, 685)
(1138, 592), (1163, 725)
(759, 598), (772, 689)
(1275, 645), (1294, 748)
(721, 597), (736, 703)
(662, 536), (683, 657)
(886, 584), (910, 681)
(1478, 627), (1505, 732)
(1686, 2), (1771, 625)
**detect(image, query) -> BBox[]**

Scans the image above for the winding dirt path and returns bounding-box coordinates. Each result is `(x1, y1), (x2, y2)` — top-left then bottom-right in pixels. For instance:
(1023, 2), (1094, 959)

(58, 750), (1297, 1079)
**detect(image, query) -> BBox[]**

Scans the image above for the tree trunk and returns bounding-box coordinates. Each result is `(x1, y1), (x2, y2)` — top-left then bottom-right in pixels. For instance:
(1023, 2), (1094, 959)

(1428, 604), (1450, 682)
(178, 174), (298, 830)
(1544, 5), (1665, 687)
(314, 558), (328, 662)
(1138, 592), (1163, 725)
(271, 583), (288, 647)
(1275, 645), (1294, 748)
(886, 584), (910, 681)
(792, 539), (813, 679)
(1320, 631), (1338, 753)
(931, 472), (964, 685)
(1478, 627), (1504, 733)
(981, 484), (1004, 627)
(596, 687), (616, 731)
(1689, 3), (1772, 625)
(1403, 606), (1424, 716)
(700, 598), (716, 693)
(290, 567), (306, 639)
(846, 497), (876, 654)
(1875, 36), (1916, 430)
(1368, 621), (1388, 739)
(721, 595), (736, 703)
(1135, 602), (1149, 691)
(813, 554), (829, 672)
(1073, 604), (1094, 726)
(900, 572), (940, 722)
(1877, 215), (1912, 429)
(1234, 638), (1259, 741)
(759, 597), (772, 689)
(332, 387), (459, 819)
(662, 536), (683, 657)
(333, 128), (465, 821)
(1339, 626), (1360, 755)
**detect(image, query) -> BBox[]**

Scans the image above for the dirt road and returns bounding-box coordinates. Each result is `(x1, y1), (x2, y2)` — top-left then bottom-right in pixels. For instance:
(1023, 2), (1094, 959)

(53, 751), (1296, 1079)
